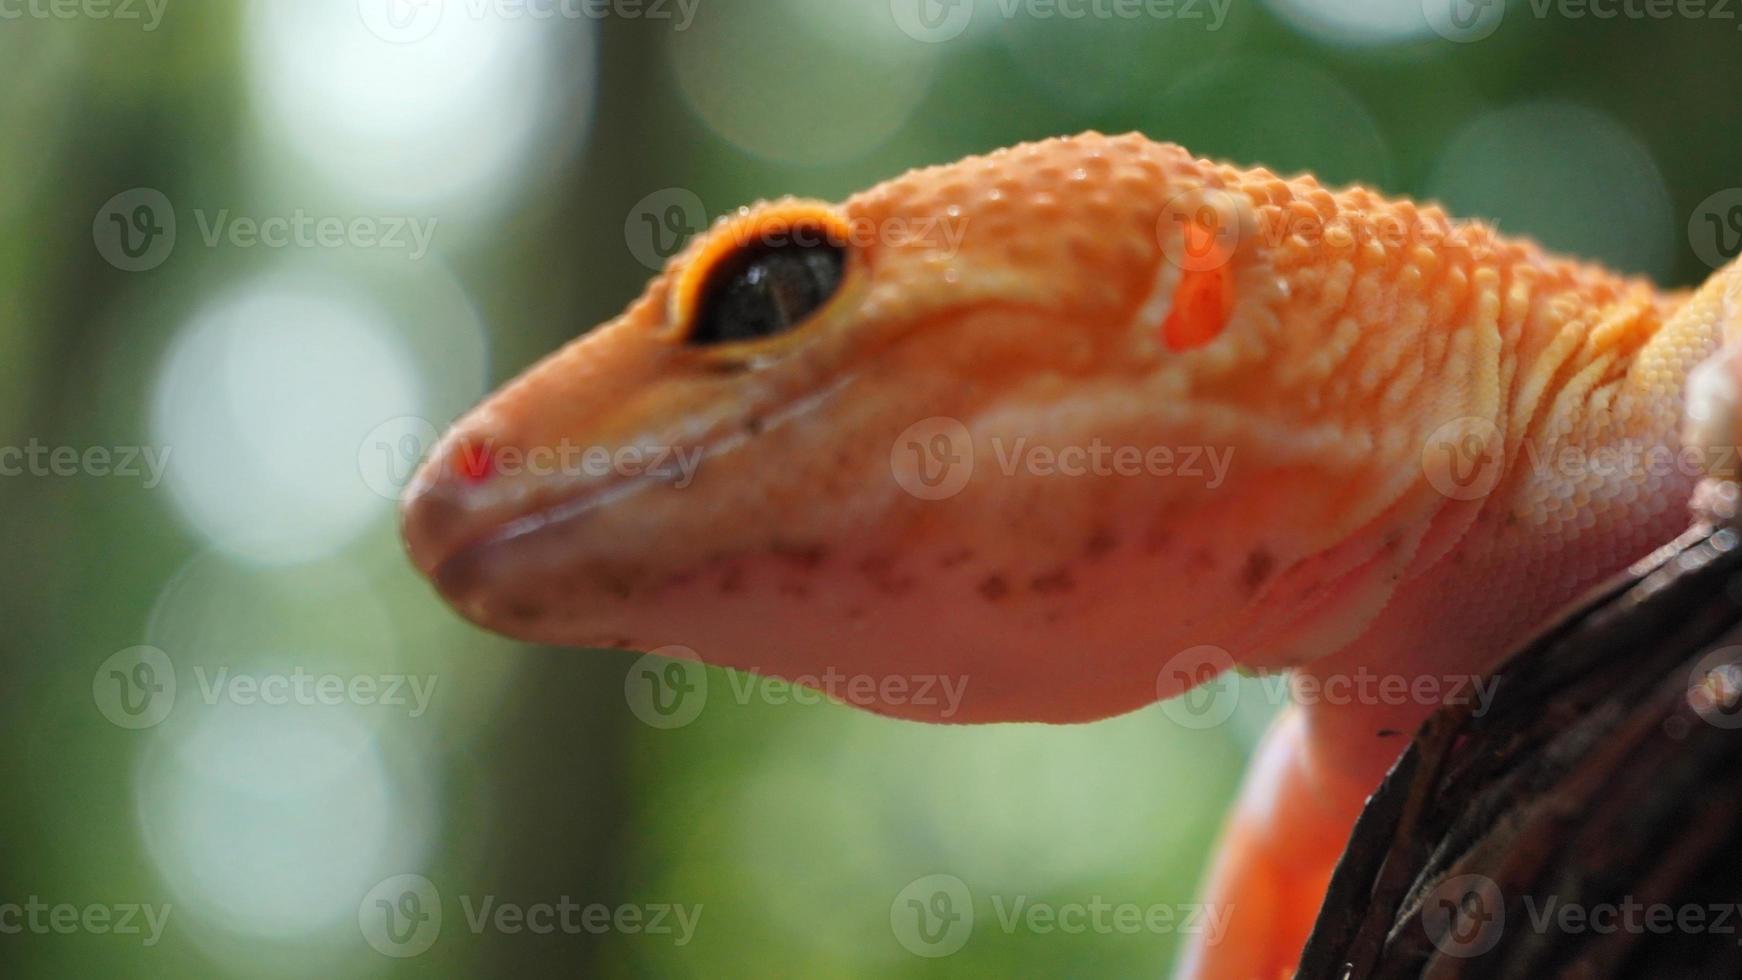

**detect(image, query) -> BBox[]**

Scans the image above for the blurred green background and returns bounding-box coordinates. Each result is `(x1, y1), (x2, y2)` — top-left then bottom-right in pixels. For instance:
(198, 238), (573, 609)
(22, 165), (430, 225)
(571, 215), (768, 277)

(3, 1), (1742, 976)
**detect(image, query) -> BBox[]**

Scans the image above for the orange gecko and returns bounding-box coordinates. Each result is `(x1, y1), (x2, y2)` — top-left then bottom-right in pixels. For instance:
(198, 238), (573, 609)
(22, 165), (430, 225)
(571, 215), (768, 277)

(402, 133), (1742, 978)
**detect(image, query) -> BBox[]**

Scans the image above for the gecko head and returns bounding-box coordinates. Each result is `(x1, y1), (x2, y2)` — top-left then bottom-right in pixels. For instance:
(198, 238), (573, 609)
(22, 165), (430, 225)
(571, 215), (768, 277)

(403, 132), (1432, 723)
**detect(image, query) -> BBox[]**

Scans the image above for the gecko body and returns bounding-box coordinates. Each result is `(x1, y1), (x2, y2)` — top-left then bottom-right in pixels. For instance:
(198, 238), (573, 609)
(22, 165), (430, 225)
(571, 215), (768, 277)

(402, 134), (1742, 978)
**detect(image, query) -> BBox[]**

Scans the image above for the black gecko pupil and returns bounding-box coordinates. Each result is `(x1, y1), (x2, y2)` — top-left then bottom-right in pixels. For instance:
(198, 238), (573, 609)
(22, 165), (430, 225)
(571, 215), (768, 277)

(689, 238), (846, 346)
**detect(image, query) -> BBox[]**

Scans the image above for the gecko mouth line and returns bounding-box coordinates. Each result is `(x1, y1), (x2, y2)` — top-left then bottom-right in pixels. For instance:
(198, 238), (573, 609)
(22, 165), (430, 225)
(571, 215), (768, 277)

(426, 474), (663, 601)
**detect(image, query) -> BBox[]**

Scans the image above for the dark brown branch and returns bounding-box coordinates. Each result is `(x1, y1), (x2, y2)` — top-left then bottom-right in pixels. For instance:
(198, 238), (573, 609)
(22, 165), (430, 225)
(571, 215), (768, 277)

(1299, 486), (1742, 980)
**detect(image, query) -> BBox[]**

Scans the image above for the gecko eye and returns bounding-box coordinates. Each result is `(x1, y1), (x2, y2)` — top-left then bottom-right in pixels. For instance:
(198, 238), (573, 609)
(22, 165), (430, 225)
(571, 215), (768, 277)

(687, 236), (847, 346)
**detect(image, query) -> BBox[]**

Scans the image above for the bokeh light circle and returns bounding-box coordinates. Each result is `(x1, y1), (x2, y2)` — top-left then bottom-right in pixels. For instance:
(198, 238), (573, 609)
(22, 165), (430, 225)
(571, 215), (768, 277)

(668, 0), (937, 165)
(1153, 58), (1393, 189)
(1426, 101), (1674, 279)
(1265, 0), (1451, 46)
(150, 272), (425, 565)
(246, 0), (596, 213)
(134, 704), (436, 942)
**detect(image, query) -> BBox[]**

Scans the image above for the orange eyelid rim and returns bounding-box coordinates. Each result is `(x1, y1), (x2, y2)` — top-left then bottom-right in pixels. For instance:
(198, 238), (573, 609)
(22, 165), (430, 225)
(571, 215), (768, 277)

(1162, 220), (1236, 352)
(666, 201), (856, 346)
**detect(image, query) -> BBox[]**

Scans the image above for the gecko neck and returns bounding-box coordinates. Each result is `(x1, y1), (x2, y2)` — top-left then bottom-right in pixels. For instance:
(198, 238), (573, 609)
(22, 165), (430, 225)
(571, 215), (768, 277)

(1295, 258), (1714, 787)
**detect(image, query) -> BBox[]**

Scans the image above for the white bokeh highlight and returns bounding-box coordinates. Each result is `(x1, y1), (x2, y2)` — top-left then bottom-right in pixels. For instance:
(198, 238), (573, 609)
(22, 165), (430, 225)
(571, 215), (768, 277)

(150, 273), (425, 565)
(245, 0), (595, 214)
(667, 1), (937, 165)
(1264, 0), (1443, 46)
(134, 703), (435, 942)
(1427, 101), (1675, 279)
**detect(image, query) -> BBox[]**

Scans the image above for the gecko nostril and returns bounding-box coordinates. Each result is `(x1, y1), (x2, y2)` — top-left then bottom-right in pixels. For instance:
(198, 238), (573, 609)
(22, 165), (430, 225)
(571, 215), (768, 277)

(451, 438), (496, 484)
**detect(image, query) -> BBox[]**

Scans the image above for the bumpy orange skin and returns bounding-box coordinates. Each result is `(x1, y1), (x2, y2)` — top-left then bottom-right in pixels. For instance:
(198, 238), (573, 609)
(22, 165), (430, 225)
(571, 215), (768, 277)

(403, 133), (1739, 978)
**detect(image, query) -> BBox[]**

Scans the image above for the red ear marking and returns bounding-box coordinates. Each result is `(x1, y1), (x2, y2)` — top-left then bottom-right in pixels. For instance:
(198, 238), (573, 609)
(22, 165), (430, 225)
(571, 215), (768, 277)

(1163, 264), (1233, 352)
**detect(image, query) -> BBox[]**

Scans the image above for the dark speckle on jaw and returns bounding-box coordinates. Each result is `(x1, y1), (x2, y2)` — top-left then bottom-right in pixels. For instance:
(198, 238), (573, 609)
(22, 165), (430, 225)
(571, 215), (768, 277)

(772, 542), (829, 571)
(1084, 528), (1118, 560)
(1031, 569), (1076, 595)
(1189, 548), (1215, 571)
(719, 566), (744, 594)
(979, 574), (1010, 601)
(1241, 547), (1275, 595)
(857, 554), (915, 596)
(939, 548), (975, 569)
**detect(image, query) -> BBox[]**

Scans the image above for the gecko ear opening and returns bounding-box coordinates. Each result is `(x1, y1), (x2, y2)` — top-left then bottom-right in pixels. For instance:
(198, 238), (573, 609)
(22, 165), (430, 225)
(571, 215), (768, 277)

(1156, 188), (1252, 352)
